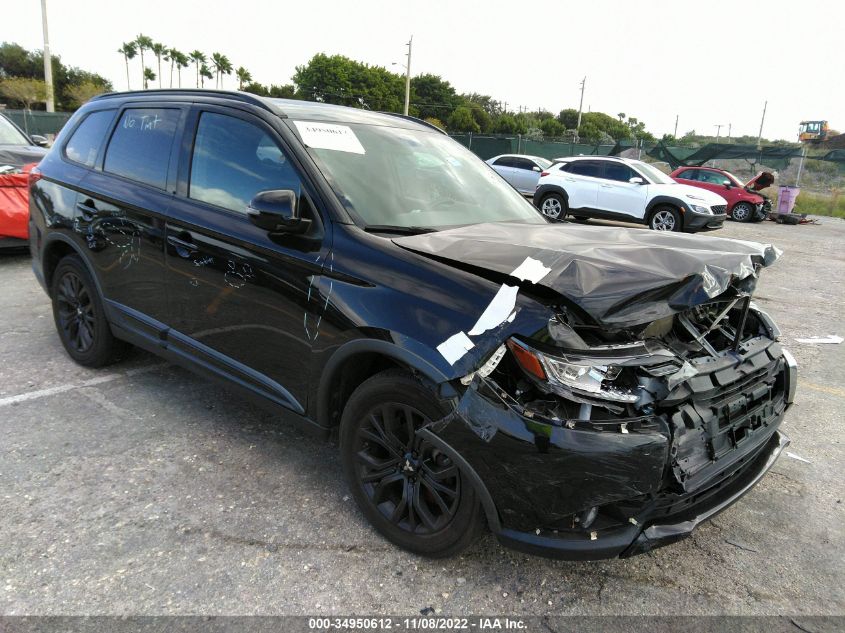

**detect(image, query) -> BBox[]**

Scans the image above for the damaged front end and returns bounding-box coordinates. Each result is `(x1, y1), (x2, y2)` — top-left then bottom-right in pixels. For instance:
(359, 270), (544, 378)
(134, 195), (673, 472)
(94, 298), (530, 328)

(429, 296), (797, 560)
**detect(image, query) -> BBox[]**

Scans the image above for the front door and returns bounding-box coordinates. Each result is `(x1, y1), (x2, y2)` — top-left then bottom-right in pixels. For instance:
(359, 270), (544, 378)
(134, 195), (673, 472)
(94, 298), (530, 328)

(164, 107), (329, 414)
(596, 162), (649, 220)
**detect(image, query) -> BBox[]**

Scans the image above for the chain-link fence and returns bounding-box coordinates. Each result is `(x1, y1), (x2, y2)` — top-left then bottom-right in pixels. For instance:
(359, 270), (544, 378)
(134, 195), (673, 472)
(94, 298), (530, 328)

(1, 109), (73, 137)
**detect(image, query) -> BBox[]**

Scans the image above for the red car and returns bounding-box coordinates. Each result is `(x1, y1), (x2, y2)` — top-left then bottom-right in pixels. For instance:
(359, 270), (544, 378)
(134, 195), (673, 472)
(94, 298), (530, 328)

(670, 166), (774, 222)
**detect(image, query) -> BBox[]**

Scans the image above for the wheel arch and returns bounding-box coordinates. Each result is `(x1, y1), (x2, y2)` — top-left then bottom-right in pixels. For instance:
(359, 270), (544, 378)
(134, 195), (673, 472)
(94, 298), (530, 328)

(646, 196), (688, 228)
(534, 183), (569, 207)
(42, 234), (103, 297)
(317, 339), (454, 430)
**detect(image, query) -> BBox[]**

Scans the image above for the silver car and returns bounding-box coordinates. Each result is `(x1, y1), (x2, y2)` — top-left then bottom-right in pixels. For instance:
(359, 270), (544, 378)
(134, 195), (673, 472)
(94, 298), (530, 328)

(486, 154), (551, 196)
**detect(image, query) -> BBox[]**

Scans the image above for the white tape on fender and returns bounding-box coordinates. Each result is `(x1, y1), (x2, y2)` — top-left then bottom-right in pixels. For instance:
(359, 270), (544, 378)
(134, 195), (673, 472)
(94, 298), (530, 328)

(437, 332), (475, 365)
(293, 121), (365, 154)
(468, 285), (518, 336)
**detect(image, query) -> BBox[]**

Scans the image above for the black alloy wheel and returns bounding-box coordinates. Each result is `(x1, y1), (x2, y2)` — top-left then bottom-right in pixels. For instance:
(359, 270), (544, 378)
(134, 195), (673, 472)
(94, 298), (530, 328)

(50, 255), (127, 367)
(340, 370), (484, 557)
(353, 402), (460, 534)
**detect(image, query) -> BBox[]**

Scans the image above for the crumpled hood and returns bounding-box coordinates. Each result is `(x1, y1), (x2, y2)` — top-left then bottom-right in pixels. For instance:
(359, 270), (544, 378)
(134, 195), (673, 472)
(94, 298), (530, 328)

(394, 222), (780, 326)
(745, 171), (775, 191)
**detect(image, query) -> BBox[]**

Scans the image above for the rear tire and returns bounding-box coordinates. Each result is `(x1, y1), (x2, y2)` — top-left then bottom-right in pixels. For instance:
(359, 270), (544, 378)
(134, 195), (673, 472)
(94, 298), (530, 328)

(340, 369), (484, 558)
(539, 193), (567, 220)
(649, 206), (681, 232)
(50, 254), (127, 367)
(731, 202), (754, 223)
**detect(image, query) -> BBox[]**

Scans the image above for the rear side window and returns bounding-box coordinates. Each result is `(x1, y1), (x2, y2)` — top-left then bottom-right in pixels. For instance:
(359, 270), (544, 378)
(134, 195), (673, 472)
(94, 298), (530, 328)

(64, 110), (115, 167)
(104, 108), (180, 189)
(565, 161), (602, 178)
(676, 169), (697, 180)
(189, 112), (301, 214)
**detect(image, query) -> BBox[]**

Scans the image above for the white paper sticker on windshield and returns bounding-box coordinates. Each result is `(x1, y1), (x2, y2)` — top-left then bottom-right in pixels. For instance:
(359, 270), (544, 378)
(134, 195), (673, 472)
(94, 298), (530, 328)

(293, 121), (365, 155)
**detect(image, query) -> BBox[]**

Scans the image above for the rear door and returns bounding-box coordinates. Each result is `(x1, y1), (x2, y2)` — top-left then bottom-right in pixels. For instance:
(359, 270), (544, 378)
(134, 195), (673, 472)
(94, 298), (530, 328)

(489, 156), (518, 188)
(560, 160), (602, 210)
(163, 105), (329, 414)
(75, 104), (185, 335)
(596, 161), (649, 219)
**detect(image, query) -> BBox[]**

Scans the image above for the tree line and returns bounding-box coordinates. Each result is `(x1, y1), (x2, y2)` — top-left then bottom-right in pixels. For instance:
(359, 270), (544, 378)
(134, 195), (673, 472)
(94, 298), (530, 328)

(1, 38), (660, 143)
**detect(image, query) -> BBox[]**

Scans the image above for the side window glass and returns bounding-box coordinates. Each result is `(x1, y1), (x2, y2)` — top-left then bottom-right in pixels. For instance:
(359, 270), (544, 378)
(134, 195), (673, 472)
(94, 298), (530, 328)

(189, 112), (301, 213)
(64, 110), (115, 167)
(568, 161), (601, 178)
(104, 108), (180, 189)
(603, 163), (633, 182)
(677, 170), (696, 180)
(493, 157), (514, 167)
(516, 158), (537, 171)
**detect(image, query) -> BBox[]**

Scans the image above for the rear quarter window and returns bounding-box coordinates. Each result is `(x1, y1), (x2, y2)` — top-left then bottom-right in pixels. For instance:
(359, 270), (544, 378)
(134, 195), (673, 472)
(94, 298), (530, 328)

(104, 108), (181, 189)
(64, 110), (116, 167)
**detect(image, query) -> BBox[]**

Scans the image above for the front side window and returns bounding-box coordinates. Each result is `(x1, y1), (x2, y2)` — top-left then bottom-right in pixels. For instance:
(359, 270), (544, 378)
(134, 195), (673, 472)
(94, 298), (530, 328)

(676, 169), (697, 181)
(104, 108), (180, 189)
(64, 110), (115, 167)
(0, 115), (30, 146)
(292, 121), (545, 230)
(493, 156), (515, 167)
(189, 112), (301, 213)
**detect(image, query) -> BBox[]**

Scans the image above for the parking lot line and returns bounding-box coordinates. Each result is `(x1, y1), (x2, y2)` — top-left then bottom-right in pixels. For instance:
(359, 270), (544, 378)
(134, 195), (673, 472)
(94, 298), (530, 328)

(0, 362), (167, 408)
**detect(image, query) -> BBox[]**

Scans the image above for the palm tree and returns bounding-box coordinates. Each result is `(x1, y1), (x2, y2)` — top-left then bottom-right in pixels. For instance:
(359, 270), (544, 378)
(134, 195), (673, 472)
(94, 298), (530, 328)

(135, 34), (153, 88)
(218, 55), (233, 89)
(175, 52), (190, 88)
(117, 42), (137, 90)
(235, 66), (252, 90)
(189, 50), (206, 88)
(143, 67), (156, 88)
(199, 64), (213, 88)
(150, 42), (166, 88)
(165, 47), (178, 88)
(210, 52), (224, 88)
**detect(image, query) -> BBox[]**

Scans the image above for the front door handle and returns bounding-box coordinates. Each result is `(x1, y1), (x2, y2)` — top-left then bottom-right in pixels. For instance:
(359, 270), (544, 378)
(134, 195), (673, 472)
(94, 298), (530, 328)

(600, 184), (613, 188)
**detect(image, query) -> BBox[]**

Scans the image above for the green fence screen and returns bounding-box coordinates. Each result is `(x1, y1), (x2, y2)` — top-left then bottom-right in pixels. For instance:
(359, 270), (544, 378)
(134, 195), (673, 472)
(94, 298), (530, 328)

(3, 110), (73, 136)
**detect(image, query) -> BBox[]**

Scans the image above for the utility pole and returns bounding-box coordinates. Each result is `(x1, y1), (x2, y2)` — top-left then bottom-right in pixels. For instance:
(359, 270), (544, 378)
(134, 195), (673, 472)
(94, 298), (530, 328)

(756, 100), (767, 149)
(575, 76), (586, 142)
(727, 123), (732, 143)
(403, 36), (412, 116)
(673, 114), (679, 138)
(714, 124), (723, 142)
(40, 0), (55, 112)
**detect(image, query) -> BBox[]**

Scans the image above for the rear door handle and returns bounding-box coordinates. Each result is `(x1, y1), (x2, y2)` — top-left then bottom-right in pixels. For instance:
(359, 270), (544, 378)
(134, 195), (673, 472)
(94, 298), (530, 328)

(167, 233), (198, 256)
(76, 199), (97, 220)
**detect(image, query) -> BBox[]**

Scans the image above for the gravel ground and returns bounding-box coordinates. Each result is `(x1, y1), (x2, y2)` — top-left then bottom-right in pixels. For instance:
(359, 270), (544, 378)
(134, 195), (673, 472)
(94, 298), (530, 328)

(1, 217), (843, 616)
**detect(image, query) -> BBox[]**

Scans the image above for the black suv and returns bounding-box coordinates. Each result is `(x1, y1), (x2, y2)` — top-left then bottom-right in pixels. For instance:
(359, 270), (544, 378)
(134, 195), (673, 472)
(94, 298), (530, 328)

(29, 90), (797, 560)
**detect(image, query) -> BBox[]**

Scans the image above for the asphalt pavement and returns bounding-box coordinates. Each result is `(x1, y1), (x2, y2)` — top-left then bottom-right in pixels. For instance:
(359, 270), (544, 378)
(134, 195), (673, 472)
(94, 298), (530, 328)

(1, 217), (843, 616)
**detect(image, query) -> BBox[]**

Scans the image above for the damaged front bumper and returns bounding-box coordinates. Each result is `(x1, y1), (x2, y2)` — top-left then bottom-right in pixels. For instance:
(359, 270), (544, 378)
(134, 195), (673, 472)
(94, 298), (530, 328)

(425, 337), (796, 560)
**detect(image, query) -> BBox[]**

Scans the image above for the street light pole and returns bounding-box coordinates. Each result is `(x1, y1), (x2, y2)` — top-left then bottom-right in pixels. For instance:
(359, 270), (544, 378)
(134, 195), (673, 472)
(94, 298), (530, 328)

(756, 100), (767, 149)
(40, 0), (55, 112)
(403, 36), (412, 116)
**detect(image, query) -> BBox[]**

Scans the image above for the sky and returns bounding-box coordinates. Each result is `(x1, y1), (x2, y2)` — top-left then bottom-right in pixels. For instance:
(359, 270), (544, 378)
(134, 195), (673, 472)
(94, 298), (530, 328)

(3, 0), (841, 141)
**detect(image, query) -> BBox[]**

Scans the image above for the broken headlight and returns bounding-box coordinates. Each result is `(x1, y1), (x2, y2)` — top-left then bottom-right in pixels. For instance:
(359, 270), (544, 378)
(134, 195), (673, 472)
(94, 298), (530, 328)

(506, 339), (638, 404)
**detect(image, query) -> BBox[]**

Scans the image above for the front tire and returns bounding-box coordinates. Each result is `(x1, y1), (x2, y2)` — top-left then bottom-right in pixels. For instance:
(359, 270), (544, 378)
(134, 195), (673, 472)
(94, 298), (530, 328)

(649, 206), (681, 231)
(731, 202), (754, 222)
(340, 369), (484, 558)
(539, 193), (567, 220)
(50, 254), (127, 367)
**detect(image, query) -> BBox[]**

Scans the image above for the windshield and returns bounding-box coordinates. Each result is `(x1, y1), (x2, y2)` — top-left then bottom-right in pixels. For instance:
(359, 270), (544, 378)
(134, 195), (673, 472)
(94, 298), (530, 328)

(290, 121), (546, 230)
(631, 160), (675, 185)
(0, 115), (30, 146)
(723, 171), (745, 186)
(533, 157), (552, 169)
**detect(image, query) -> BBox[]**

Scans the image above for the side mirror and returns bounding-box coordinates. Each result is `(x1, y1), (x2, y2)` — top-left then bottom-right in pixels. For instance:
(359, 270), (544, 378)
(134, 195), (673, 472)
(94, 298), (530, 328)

(247, 190), (310, 234)
(723, 180), (732, 189)
(532, 165), (541, 172)
(30, 134), (49, 147)
(629, 177), (645, 185)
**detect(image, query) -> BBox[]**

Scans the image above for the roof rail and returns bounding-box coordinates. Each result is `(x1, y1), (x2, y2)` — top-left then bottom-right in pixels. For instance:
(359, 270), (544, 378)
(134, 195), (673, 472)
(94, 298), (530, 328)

(91, 89), (273, 112)
(377, 111), (447, 134)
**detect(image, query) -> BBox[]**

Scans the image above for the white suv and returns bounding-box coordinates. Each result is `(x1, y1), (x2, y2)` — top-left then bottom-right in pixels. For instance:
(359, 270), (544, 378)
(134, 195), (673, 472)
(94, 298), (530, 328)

(534, 156), (728, 232)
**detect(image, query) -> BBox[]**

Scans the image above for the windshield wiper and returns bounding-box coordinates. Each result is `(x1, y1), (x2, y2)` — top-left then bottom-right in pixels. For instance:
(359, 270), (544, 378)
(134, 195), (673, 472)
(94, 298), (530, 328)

(363, 225), (436, 235)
